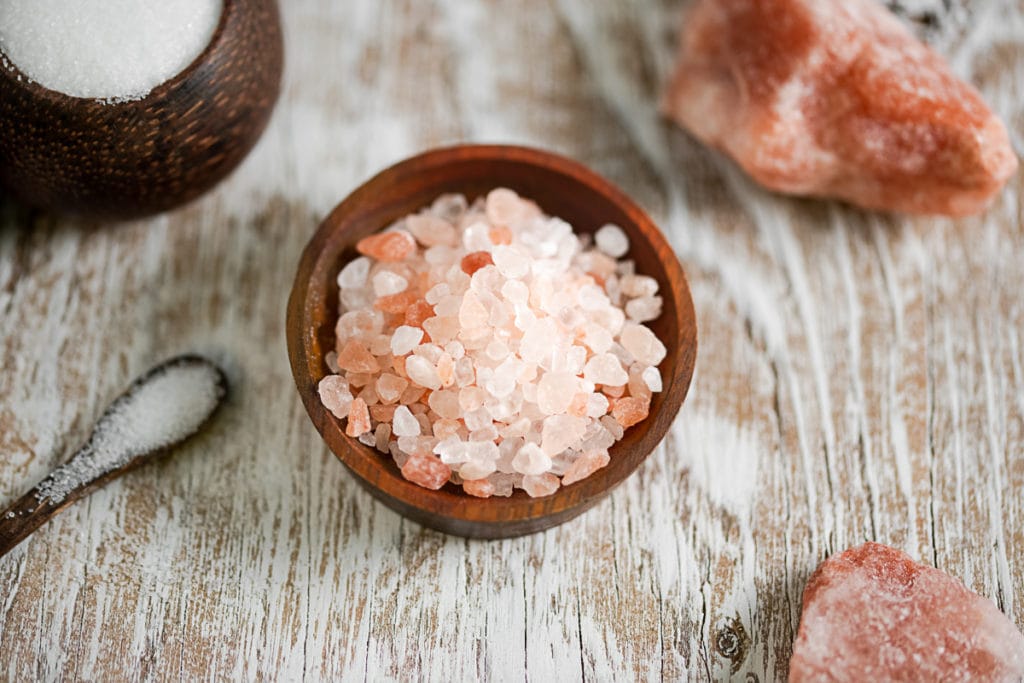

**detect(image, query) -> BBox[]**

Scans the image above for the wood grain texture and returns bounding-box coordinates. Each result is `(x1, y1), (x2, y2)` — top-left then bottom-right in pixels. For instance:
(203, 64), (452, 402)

(1, 0), (1021, 680)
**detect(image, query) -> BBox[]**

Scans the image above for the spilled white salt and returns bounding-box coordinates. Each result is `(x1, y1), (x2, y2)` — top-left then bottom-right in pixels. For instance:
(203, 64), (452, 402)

(35, 359), (224, 504)
(0, 0), (223, 100)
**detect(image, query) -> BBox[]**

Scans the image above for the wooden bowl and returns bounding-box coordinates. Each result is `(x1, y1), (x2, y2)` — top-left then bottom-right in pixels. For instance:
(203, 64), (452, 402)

(0, 0), (283, 220)
(287, 145), (698, 538)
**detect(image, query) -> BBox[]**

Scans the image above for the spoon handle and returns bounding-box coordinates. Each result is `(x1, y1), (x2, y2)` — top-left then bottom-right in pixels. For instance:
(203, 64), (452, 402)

(0, 454), (141, 559)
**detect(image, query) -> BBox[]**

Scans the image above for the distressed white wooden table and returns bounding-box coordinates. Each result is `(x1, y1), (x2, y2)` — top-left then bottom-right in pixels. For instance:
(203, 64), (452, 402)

(1, 1), (1022, 680)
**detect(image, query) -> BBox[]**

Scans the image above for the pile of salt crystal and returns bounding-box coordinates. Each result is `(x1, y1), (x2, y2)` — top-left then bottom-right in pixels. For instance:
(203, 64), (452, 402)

(0, 0), (222, 101)
(318, 188), (666, 498)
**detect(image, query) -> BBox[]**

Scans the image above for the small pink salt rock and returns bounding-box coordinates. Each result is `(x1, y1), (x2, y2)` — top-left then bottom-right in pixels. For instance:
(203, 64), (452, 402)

(404, 300), (435, 329)
(345, 398), (371, 437)
(462, 478), (496, 498)
(662, 0), (1018, 216)
(611, 396), (650, 429)
(400, 453), (452, 490)
(460, 251), (494, 276)
(407, 214), (457, 247)
(562, 449), (610, 486)
(790, 542), (1024, 682)
(522, 473), (560, 498)
(336, 340), (381, 374)
(356, 230), (416, 262)
(317, 375), (352, 419)
(374, 290), (418, 315)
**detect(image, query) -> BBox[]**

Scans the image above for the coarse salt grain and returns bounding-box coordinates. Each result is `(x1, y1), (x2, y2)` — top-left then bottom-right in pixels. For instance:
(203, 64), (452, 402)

(0, 0), (222, 101)
(319, 188), (667, 498)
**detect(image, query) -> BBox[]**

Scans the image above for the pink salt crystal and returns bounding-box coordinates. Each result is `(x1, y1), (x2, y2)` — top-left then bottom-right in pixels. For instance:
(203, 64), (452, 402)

(459, 457), (497, 481)
(619, 275), (658, 299)
(625, 296), (662, 323)
(501, 279), (529, 304)
(458, 386), (486, 412)
(318, 375), (353, 419)
(400, 454), (451, 490)
(390, 325), (423, 356)
(619, 323), (667, 366)
(392, 405), (421, 437)
(356, 230), (416, 262)
(485, 188), (540, 229)
(611, 396), (650, 429)
(405, 355), (442, 390)
(461, 251), (494, 276)
(404, 300), (435, 328)
(337, 256), (371, 289)
(536, 372), (577, 415)
(585, 393), (610, 418)
(346, 372), (373, 388)
(458, 291), (489, 329)
(464, 407), (493, 432)
(369, 404), (397, 423)
(390, 443), (410, 468)
(522, 473), (560, 498)
(462, 222), (494, 252)
(399, 385), (426, 405)
(500, 417), (531, 439)
(453, 357), (475, 387)
(375, 373), (408, 405)
(436, 353), (455, 387)
(561, 449), (610, 486)
(374, 423), (391, 453)
(427, 390), (461, 420)
(642, 367), (662, 393)
(432, 418), (462, 440)
(374, 290), (418, 315)
(422, 316), (459, 345)
(594, 224), (629, 258)
(790, 542), (1024, 682)
(567, 393), (589, 418)
(512, 442), (552, 476)
(540, 415), (587, 455)
(627, 365), (653, 404)
(583, 353), (629, 386)
(324, 351), (340, 374)
(336, 310), (382, 343)
(336, 340), (381, 374)
(488, 225), (513, 245)
(491, 245), (530, 279)
(357, 382), (379, 406)
(345, 398), (371, 437)
(462, 478), (496, 498)
(581, 323), (614, 354)
(398, 435), (435, 457)
(602, 384), (626, 399)
(407, 214), (457, 247)
(372, 270), (408, 297)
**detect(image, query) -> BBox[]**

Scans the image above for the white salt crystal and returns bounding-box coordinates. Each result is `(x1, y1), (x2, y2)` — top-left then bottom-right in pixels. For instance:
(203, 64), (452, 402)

(620, 323), (667, 366)
(501, 279), (529, 304)
(0, 0), (223, 100)
(390, 326), (423, 356)
(626, 296), (663, 323)
(405, 355), (442, 390)
(582, 353), (629, 386)
(512, 442), (552, 476)
(620, 274), (659, 298)
(585, 393), (610, 418)
(642, 366), (663, 392)
(425, 283), (450, 305)
(536, 372), (576, 415)
(35, 358), (224, 504)
(464, 407), (493, 432)
(492, 246), (530, 279)
(392, 406), (420, 437)
(463, 222), (493, 252)
(578, 285), (608, 310)
(372, 271), (408, 297)
(594, 224), (630, 258)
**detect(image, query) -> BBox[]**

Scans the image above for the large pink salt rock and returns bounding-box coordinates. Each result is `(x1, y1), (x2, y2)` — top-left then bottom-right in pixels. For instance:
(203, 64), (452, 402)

(662, 0), (1018, 216)
(790, 542), (1024, 682)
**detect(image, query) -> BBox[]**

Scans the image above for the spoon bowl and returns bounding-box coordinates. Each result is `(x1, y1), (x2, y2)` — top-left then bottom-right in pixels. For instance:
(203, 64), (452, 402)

(287, 145), (697, 538)
(0, 0), (283, 219)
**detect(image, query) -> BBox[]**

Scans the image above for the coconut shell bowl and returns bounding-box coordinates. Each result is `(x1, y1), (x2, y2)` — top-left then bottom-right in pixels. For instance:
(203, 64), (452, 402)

(287, 145), (698, 538)
(0, 0), (283, 220)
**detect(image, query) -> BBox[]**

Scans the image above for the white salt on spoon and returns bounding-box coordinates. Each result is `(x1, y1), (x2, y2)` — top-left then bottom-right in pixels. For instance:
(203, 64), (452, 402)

(0, 355), (227, 558)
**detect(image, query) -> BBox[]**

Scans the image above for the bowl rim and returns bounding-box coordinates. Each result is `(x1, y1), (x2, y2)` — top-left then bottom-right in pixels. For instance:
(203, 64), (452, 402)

(287, 143), (698, 537)
(0, 0), (234, 104)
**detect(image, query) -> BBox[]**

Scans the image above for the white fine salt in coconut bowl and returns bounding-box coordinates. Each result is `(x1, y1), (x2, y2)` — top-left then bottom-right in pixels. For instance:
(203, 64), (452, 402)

(0, 0), (283, 219)
(0, 0), (223, 101)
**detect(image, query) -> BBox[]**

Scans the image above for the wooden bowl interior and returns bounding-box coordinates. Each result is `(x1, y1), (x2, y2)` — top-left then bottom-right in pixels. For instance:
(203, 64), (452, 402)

(289, 146), (696, 537)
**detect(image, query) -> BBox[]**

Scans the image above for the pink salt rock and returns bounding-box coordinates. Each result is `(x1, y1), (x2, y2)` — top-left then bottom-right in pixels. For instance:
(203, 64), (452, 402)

(374, 290), (418, 315)
(400, 454), (451, 490)
(460, 251), (494, 276)
(488, 226), (513, 245)
(317, 375), (352, 419)
(790, 542), (1024, 682)
(522, 473), (560, 498)
(336, 340), (381, 374)
(404, 300), (435, 329)
(662, 0), (1018, 216)
(345, 397), (371, 437)
(462, 478), (496, 498)
(407, 214), (457, 247)
(611, 396), (650, 429)
(369, 404), (397, 423)
(562, 449), (610, 486)
(356, 230), (416, 262)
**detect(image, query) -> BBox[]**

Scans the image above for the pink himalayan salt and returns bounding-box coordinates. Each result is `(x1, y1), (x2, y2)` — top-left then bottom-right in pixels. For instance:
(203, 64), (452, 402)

(594, 224), (629, 258)
(392, 405), (420, 437)
(536, 372), (577, 415)
(345, 398), (371, 437)
(583, 353), (629, 386)
(356, 230), (416, 262)
(375, 373), (407, 404)
(374, 290), (418, 315)
(369, 404), (396, 422)
(790, 542), (1024, 682)
(562, 449), (610, 486)
(390, 325), (423, 356)
(405, 355), (442, 390)
(407, 214), (457, 247)
(512, 442), (551, 476)
(336, 340), (380, 374)
(461, 251), (494, 276)
(372, 270), (408, 297)
(620, 323), (667, 366)
(612, 397), (650, 429)
(462, 478), (496, 498)
(522, 473), (560, 498)
(404, 300), (434, 328)
(400, 454), (451, 490)
(661, 0), (1017, 217)
(318, 375), (352, 418)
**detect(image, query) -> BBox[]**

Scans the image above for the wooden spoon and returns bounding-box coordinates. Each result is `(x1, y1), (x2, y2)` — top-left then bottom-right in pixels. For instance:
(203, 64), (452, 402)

(0, 355), (227, 558)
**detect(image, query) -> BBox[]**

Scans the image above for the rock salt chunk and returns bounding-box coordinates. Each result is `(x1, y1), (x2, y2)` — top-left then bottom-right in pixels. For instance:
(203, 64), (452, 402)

(375, 373), (408, 404)
(619, 274), (659, 298)
(337, 257), (371, 289)
(336, 310), (382, 342)
(585, 393), (610, 418)
(405, 355), (442, 390)
(620, 323), (667, 366)
(492, 245), (530, 279)
(562, 449), (610, 485)
(392, 405), (421, 437)
(790, 542), (1024, 682)
(390, 325), (424, 356)
(422, 316), (459, 345)
(401, 454), (451, 490)
(536, 372), (577, 415)
(407, 214), (457, 247)
(404, 301), (434, 328)
(462, 478), (496, 498)
(356, 230), (415, 262)
(345, 398), (371, 437)
(594, 224), (629, 258)
(372, 270), (408, 297)
(625, 296), (662, 323)
(642, 367), (663, 392)
(540, 415), (587, 455)
(318, 375), (353, 418)
(486, 188), (539, 230)
(522, 473), (560, 498)
(336, 340), (381, 374)
(612, 397), (649, 429)
(512, 442), (552, 476)
(428, 390), (461, 420)
(374, 423), (392, 453)
(461, 251), (494, 276)
(459, 291), (489, 329)
(583, 354), (629, 386)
